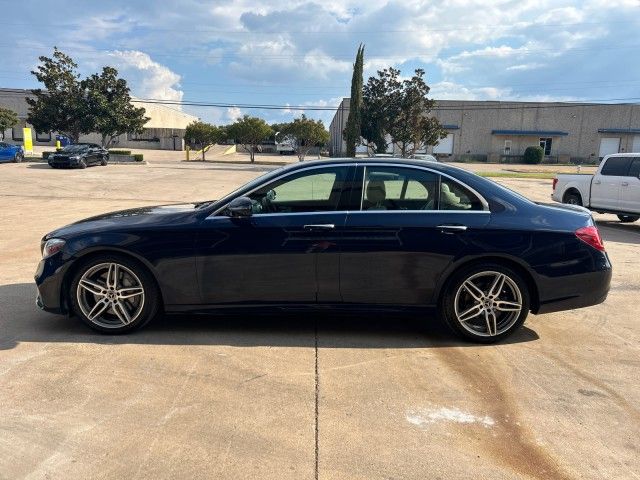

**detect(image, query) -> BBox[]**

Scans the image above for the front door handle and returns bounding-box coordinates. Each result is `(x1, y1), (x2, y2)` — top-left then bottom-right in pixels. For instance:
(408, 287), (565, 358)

(621, 181), (629, 186)
(304, 224), (335, 230)
(594, 180), (602, 185)
(438, 224), (468, 232)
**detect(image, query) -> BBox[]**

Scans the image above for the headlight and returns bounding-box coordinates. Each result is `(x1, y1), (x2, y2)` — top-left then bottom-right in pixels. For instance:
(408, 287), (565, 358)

(42, 238), (66, 258)
(70, 156), (80, 161)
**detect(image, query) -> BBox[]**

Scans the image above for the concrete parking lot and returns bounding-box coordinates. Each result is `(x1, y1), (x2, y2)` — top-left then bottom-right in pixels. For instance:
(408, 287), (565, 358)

(0, 160), (638, 479)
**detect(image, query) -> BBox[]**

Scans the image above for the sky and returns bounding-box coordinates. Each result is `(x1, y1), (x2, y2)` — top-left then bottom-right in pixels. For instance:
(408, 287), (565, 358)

(1, 0), (639, 126)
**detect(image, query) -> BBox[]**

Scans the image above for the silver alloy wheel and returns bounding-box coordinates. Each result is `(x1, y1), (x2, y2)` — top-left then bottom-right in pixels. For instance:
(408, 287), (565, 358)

(76, 262), (145, 328)
(453, 270), (522, 337)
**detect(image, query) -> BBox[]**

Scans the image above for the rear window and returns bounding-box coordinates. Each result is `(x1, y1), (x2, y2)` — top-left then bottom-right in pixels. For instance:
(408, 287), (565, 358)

(627, 158), (640, 178)
(601, 157), (632, 176)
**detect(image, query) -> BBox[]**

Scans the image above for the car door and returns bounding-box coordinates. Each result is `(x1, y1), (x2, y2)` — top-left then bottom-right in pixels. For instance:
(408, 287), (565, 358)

(0, 142), (9, 161)
(195, 165), (355, 306)
(591, 156), (633, 210)
(87, 146), (99, 165)
(620, 157), (640, 214)
(340, 164), (490, 306)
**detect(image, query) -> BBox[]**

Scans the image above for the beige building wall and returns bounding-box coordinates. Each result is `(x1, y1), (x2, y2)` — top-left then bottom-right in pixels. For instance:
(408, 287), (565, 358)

(0, 89), (198, 150)
(329, 98), (640, 163)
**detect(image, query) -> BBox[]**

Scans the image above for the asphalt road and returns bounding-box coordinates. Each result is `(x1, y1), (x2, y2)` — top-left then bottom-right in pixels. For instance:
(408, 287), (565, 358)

(0, 161), (638, 479)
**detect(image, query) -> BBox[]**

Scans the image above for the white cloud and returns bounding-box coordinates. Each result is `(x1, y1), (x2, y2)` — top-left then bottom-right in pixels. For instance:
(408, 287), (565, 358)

(226, 107), (243, 122)
(108, 50), (184, 105)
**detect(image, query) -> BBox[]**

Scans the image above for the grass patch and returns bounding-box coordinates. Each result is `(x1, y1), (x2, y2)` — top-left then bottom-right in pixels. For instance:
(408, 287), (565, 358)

(478, 171), (557, 179)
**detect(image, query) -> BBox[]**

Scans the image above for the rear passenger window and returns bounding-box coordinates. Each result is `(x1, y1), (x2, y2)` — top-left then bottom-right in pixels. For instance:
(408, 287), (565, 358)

(627, 158), (640, 178)
(440, 178), (484, 211)
(601, 157), (632, 176)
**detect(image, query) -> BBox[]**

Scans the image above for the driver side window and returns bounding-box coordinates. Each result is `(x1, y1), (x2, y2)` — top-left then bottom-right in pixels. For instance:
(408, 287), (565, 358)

(248, 166), (350, 214)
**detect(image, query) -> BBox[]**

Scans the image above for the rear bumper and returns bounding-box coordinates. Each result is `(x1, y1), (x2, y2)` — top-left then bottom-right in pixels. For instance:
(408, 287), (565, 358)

(534, 260), (612, 314)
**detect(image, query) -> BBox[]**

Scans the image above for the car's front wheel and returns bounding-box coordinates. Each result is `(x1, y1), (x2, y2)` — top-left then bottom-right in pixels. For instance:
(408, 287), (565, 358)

(69, 255), (160, 333)
(100, 155), (108, 166)
(13, 152), (23, 163)
(441, 263), (530, 343)
(617, 214), (639, 223)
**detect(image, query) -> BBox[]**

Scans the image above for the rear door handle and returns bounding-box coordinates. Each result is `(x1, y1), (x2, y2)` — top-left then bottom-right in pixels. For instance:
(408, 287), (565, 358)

(621, 181), (629, 186)
(304, 224), (335, 230)
(594, 180), (601, 185)
(438, 224), (468, 232)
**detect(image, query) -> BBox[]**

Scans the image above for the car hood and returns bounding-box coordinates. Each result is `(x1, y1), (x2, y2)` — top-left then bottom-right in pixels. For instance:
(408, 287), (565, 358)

(45, 203), (201, 239)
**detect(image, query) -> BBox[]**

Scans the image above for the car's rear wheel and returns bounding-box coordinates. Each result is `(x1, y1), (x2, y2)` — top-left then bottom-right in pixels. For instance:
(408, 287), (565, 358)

(69, 255), (160, 333)
(441, 263), (530, 343)
(563, 191), (582, 206)
(617, 214), (639, 223)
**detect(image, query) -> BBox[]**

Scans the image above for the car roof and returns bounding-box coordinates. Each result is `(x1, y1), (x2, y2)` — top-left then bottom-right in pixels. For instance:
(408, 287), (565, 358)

(278, 157), (468, 176)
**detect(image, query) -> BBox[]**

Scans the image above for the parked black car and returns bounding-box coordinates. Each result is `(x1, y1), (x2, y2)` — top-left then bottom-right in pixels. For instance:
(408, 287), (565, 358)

(48, 143), (109, 169)
(35, 158), (612, 343)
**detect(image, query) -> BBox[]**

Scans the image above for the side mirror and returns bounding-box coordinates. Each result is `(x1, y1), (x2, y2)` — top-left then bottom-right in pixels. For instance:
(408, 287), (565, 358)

(226, 196), (253, 217)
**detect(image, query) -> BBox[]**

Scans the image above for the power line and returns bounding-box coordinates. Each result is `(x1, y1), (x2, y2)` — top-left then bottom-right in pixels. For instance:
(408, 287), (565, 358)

(1, 41), (638, 60)
(0, 19), (635, 34)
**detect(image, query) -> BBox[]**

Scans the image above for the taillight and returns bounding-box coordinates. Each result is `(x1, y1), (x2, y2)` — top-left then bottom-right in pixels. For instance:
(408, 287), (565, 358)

(575, 226), (605, 251)
(552, 178), (558, 191)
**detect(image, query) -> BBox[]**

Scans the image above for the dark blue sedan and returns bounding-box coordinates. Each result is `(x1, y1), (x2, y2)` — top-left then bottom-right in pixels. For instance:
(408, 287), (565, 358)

(0, 142), (24, 163)
(35, 158), (612, 342)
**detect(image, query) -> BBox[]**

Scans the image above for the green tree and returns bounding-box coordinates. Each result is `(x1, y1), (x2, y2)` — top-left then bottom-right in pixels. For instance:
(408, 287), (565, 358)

(343, 44), (364, 157)
(280, 114), (330, 161)
(226, 115), (273, 162)
(388, 69), (447, 157)
(0, 106), (19, 133)
(361, 67), (402, 154)
(83, 66), (149, 148)
(184, 121), (223, 160)
(26, 48), (92, 142)
(362, 67), (446, 157)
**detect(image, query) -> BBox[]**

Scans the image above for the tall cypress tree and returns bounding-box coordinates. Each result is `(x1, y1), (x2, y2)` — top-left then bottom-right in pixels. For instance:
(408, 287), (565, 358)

(344, 44), (364, 157)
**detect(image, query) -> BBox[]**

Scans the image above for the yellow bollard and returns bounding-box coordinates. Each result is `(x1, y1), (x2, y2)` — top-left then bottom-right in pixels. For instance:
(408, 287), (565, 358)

(56, 140), (61, 150)
(186, 146), (190, 161)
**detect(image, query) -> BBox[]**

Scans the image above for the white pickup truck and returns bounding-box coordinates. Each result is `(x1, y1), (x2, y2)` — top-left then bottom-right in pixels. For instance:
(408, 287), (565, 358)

(552, 153), (640, 223)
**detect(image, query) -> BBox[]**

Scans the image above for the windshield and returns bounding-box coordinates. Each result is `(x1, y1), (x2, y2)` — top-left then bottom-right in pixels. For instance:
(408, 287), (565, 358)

(61, 144), (91, 153)
(206, 168), (285, 208)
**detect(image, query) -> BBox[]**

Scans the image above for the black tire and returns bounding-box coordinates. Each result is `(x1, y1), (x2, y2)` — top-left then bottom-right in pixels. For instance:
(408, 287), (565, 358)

(69, 254), (161, 334)
(14, 152), (23, 163)
(78, 159), (87, 169)
(440, 263), (530, 343)
(617, 214), (639, 223)
(100, 155), (109, 166)
(563, 191), (582, 206)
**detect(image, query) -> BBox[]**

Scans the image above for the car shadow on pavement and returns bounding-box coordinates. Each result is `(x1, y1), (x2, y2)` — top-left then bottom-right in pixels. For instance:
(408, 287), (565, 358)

(0, 282), (539, 351)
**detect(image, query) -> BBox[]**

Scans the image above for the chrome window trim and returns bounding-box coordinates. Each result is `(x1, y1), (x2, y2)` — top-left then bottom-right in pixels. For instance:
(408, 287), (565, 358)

(209, 161), (490, 218)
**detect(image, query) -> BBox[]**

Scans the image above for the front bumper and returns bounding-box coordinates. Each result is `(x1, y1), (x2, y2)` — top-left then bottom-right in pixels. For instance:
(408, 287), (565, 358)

(34, 253), (71, 314)
(48, 158), (82, 168)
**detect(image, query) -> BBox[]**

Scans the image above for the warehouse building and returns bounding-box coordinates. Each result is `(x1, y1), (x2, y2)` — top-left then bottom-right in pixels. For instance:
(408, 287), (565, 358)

(329, 98), (640, 163)
(0, 88), (198, 151)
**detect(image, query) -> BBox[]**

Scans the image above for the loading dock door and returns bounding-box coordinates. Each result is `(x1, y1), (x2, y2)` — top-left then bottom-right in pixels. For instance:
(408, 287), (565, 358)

(433, 133), (454, 154)
(599, 137), (620, 158)
(632, 135), (640, 153)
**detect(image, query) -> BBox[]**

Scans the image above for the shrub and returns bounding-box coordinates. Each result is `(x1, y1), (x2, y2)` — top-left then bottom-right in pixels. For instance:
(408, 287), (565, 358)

(108, 149), (132, 155)
(133, 154), (144, 162)
(523, 146), (544, 164)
